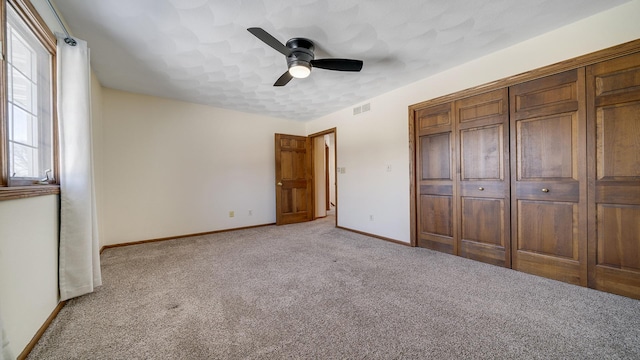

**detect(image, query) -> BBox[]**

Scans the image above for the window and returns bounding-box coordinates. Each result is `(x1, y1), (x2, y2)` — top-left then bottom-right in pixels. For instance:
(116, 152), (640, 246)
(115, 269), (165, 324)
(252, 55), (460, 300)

(1, 0), (58, 199)
(7, 4), (53, 181)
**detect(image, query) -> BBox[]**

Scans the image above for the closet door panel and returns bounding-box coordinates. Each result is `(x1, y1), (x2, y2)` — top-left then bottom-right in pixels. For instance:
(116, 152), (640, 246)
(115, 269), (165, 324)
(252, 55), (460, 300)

(461, 197), (505, 245)
(421, 133), (451, 179)
(456, 89), (510, 267)
(460, 125), (503, 180)
(415, 103), (457, 254)
(517, 200), (576, 258)
(511, 70), (579, 120)
(516, 114), (575, 180)
(587, 52), (640, 299)
(419, 194), (454, 252)
(510, 69), (587, 286)
(597, 205), (640, 269)
(596, 103), (640, 179)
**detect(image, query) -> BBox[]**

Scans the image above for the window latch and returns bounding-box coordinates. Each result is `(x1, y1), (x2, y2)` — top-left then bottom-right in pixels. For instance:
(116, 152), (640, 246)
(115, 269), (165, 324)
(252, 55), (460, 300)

(38, 169), (53, 184)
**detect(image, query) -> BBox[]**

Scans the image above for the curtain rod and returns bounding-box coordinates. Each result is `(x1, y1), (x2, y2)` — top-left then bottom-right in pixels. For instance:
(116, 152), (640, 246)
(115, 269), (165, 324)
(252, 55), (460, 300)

(45, 0), (76, 46)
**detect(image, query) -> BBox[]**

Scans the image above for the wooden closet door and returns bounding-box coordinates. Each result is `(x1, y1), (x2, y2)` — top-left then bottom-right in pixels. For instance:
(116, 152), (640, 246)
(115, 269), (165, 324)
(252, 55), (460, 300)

(455, 89), (511, 267)
(415, 103), (457, 254)
(510, 69), (587, 286)
(587, 52), (640, 299)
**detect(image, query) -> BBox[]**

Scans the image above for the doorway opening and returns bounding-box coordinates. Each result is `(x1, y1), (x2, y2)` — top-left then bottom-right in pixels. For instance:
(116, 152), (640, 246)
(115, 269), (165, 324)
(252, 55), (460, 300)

(310, 128), (337, 225)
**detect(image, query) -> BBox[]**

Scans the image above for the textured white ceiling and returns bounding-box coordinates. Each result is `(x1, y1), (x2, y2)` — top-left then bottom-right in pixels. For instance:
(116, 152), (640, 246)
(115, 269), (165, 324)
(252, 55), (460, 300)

(51, 0), (628, 121)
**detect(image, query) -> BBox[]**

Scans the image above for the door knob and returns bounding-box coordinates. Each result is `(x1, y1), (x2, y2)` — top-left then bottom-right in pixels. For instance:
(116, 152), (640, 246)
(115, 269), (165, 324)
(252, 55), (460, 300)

(478, 187), (484, 191)
(541, 188), (549, 193)
(277, 182), (283, 186)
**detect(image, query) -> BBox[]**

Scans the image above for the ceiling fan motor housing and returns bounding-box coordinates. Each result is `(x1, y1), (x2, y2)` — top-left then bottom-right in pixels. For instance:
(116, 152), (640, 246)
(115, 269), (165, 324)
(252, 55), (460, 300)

(286, 38), (315, 69)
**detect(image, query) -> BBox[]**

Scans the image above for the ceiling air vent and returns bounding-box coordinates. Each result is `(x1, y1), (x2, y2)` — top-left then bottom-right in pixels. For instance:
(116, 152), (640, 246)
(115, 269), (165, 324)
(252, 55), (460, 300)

(353, 103), (370, 116)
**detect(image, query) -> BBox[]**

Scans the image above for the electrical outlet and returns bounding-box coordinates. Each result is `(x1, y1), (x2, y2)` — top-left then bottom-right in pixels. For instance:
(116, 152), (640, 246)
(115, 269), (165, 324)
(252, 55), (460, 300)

(229, 211), (234, 218)
(386, 164), (392, 172)
(248, 210), (252, 216)
(369, 215), (374, 221)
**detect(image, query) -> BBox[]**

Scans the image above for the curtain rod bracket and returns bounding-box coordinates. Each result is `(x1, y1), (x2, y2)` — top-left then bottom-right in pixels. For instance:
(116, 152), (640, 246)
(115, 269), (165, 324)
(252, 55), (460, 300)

(46, 0), (77, 46)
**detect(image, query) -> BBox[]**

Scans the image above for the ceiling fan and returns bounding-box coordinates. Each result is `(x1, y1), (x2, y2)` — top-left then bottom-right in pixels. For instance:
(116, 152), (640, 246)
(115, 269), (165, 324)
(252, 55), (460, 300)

(247, 27), (363, 87)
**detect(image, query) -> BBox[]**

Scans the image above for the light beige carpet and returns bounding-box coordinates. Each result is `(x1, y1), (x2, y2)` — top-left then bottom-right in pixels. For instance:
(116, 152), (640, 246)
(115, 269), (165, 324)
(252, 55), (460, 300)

(29, 216), (640, 359)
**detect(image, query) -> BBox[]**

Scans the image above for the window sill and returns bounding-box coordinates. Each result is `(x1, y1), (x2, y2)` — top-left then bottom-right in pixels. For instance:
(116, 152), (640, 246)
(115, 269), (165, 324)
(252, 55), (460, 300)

(0, 185), (61, 201)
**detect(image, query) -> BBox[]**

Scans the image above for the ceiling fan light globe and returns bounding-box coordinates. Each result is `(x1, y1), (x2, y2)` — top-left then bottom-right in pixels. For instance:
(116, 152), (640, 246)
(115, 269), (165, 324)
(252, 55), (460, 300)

(289, 64), (311, 79)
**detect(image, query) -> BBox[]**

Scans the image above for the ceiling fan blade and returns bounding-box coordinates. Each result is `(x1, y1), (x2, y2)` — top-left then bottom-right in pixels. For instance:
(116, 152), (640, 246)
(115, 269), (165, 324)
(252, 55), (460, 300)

(247, 27), (291, 56)
(310, 58), (363, 72)
(274, 71), (293, 86)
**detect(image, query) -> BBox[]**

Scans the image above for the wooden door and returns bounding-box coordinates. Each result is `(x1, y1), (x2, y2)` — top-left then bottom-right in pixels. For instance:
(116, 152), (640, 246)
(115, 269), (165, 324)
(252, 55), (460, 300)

(275, 134), (312, 225)
(587, 52), (640, 299)
(455, 89), (511, 267)
(510, 69), (587, 286)
(414, 102), (457, 254)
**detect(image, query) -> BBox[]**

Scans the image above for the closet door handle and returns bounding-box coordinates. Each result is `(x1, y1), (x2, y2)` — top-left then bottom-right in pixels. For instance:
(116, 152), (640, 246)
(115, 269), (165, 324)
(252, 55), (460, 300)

(277, 182), (283, 186)
(541, 188), (549, 193)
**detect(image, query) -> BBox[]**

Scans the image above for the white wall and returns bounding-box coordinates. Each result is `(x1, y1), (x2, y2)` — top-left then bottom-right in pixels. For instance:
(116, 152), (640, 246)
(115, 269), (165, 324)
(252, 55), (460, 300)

(0, 196), (59, 358)
(305, 0), (640, 243)
(100, 89), (305, 245)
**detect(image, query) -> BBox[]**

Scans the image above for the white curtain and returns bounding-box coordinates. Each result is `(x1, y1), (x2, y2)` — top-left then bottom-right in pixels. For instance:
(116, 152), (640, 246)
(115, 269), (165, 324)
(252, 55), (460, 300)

(57, 36), (102, 301)
(0, 317), (13, 360)
(0, 310), (11, 360)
